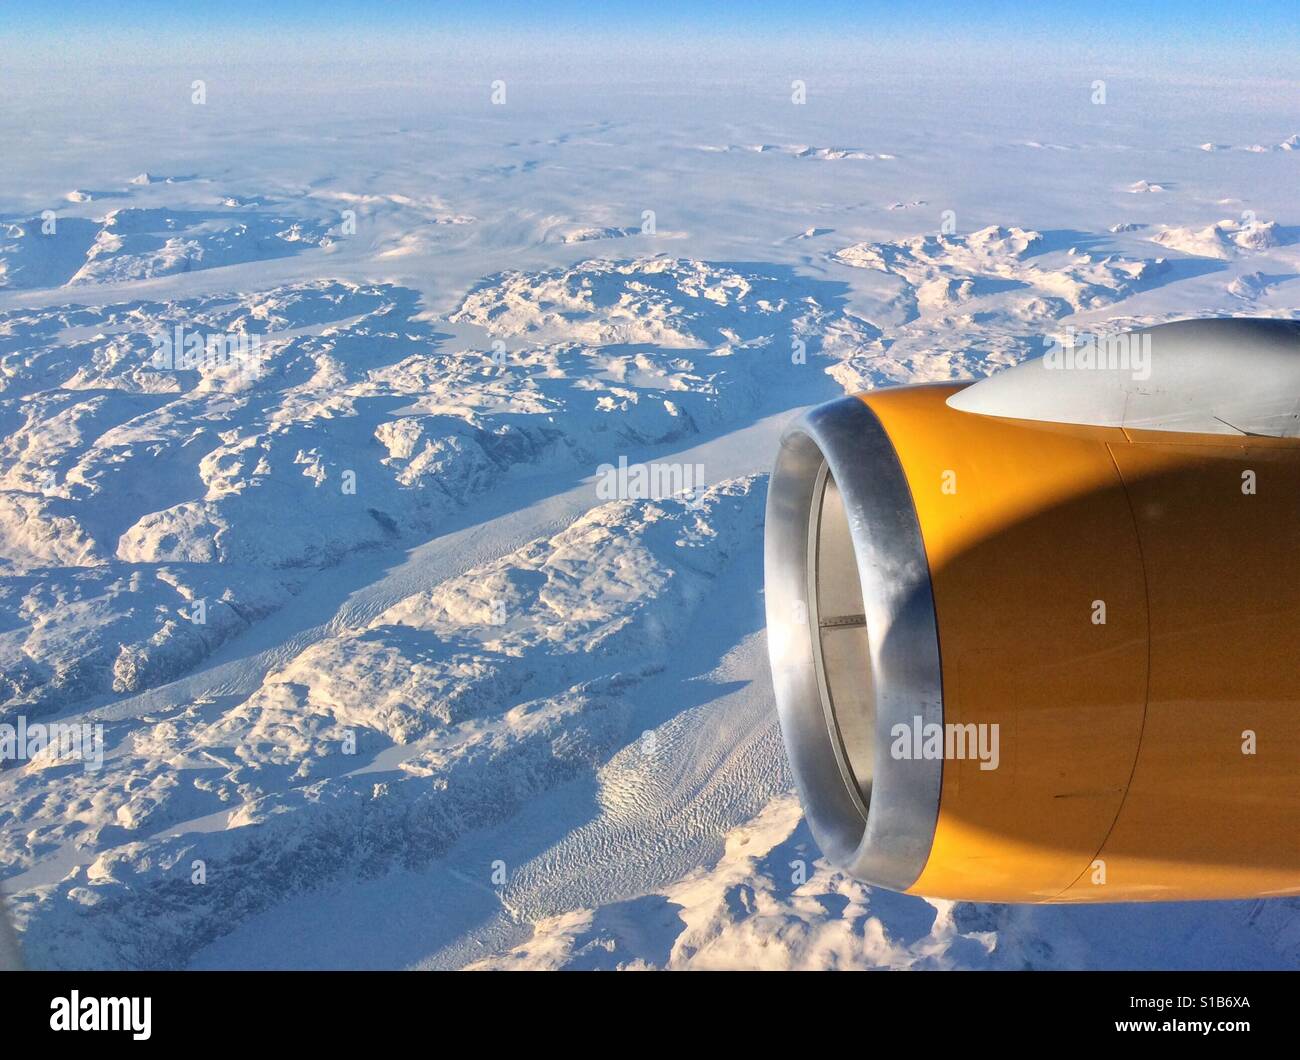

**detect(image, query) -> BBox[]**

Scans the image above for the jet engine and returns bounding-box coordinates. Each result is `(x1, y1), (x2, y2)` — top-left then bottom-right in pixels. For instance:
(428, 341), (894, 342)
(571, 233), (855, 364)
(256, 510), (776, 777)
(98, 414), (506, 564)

(765, 318), (1300, 901)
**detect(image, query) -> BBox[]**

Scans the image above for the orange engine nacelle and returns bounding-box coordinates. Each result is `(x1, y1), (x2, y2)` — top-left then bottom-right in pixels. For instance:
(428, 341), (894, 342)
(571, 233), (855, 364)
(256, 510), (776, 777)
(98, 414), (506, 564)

(765, 333), (1300, 902)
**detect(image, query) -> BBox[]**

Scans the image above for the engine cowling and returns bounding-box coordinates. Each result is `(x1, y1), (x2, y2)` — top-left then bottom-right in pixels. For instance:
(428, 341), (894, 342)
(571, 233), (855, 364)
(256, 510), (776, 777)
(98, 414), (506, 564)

(765, 318), (1300, 902)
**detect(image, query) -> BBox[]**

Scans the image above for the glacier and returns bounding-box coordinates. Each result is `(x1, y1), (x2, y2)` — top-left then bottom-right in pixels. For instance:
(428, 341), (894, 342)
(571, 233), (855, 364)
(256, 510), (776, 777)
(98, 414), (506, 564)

(1, 42), (1299, 970)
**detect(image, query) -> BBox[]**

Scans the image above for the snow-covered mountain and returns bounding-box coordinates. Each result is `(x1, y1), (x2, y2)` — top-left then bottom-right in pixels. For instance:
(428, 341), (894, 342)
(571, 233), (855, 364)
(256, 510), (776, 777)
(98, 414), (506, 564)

(2, 44), (1299, 969)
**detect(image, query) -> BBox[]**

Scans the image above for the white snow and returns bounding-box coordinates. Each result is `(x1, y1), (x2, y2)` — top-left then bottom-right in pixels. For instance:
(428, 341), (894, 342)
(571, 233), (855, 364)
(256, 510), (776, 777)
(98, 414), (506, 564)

(1149, 218), (1292, 259)
(1, 47), (1298, 970)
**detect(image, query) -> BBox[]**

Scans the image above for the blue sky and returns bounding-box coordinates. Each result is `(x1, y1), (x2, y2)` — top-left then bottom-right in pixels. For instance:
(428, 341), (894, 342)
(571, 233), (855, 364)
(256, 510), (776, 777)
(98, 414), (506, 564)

(7, 1), (1300, 40)
(3, 2), (1298, 78)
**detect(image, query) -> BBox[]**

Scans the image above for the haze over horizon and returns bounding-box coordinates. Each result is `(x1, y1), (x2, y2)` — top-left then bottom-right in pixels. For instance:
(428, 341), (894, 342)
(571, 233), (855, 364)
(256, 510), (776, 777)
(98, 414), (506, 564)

(1, 2), (1298, 971)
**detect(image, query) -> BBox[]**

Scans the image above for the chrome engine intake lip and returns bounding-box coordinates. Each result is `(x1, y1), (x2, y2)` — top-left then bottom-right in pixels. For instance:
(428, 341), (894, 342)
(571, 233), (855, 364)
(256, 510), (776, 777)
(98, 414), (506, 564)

(764, 396), (944, 891)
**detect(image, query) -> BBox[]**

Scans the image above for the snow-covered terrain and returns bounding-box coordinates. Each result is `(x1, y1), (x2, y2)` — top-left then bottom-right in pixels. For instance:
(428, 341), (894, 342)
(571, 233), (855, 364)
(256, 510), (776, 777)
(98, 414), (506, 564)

(2, 42), (1299, 969)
